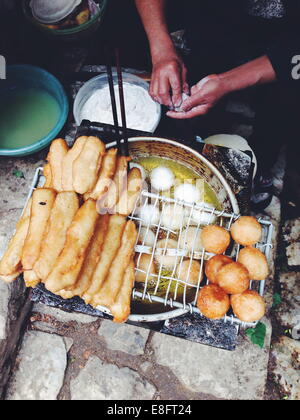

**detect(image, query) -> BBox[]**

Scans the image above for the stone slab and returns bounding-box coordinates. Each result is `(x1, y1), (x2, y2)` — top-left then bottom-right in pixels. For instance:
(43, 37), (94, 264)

(70, 356), (156, 400)
(33, 303), (98, 324)
(98, 320), (149, 356)
(7, 331), (68, 400)
(275, 271), (300, 328)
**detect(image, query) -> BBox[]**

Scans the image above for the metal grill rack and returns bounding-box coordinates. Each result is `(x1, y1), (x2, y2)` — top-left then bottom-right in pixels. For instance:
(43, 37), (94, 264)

(129, 190), (273, 329)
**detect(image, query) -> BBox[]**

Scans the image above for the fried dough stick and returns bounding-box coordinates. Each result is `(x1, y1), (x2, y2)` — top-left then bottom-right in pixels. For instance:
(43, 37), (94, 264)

(73, 136), (105, 195)
(97, 156), (130, 213)
(91, 221), (137, 308)
(59, 214), (110, 299)
(110, 258), (135, 323)
(24, 270), (40, 288)
(83, 214), (127, 304)
(0, 198), (32, 283)
(61, 136), (87, 191)
(22, 189), (57, 271)
(34, 192), (79, 281)
(47, 139), (69, 192)
(85, 148), (118, 201)
(115, 168), (142, 216)
(45, 199), (99, 293)
(43, 163), (53, 188)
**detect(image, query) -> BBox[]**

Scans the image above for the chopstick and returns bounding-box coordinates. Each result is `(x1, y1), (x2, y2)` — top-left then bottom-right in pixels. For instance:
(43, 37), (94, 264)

(115, 48), (129, 157)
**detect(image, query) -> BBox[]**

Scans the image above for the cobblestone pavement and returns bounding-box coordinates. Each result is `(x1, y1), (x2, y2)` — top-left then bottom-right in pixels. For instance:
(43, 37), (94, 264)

(0, 148), (299, 401)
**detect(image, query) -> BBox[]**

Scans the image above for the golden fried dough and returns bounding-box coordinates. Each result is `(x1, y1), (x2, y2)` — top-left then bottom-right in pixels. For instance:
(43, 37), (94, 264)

(34, 192), (79, 281)
(115, 167), (143, 216)
(216, 262), (250, 294)
(176, 259), (203, 287)
(45, 200), (99, 293)
(231, 290), (266, 322)
(0, 199), (32, 282)
(237, 246), (269, 280)
(47, 138), (69, 192)
(85, 148), (118, 201)
(201, 225), (231, 254)
(155, 238), (179, 269)
(43, 163), (53, 188)
(205, 255), (233, 284)
(24, 270), (40, 288)
(110, 259), (135, 323)
(83, 215), (127, 303)
(230, 216), (262, 246)
(60, 214), (110, 299)
(61, 136), (87, 191)
(73, 136), (105, 194)
(22, 189), (56, 271)
(92, 220), (137, 308)
(135, 253), (156, 283)
(197, 284), (230, 319)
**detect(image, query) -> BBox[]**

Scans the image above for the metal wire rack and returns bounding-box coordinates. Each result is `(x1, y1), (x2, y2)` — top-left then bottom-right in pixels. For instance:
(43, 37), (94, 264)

(129, 190), (274, 329)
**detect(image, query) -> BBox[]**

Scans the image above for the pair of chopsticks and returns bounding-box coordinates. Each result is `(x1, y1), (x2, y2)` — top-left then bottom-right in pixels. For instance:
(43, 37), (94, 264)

(106, 47), (129, 157)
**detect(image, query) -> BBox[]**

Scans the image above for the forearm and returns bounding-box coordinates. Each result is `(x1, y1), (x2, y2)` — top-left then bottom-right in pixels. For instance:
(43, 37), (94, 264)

(219, 56), (277, 94)
(135, 0), (175, 60)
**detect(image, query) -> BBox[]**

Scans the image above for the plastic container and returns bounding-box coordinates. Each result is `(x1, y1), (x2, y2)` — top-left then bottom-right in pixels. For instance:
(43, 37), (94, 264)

(22, 0), (108, 42)
(73, 72), (161, 133)
(0, 65), (69, 157)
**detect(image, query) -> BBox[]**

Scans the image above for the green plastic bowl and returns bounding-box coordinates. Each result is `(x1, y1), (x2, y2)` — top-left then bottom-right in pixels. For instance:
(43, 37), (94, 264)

(0, 65), (69, 157)
(22, 0), (108, 42)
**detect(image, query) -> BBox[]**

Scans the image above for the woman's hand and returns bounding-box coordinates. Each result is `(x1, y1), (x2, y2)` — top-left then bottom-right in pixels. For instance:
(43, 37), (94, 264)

(150, 51), (189, 107)
(167, 74), (227, 119)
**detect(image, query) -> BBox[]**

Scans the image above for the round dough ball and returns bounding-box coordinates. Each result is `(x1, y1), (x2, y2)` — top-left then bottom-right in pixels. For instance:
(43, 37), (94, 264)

(179, 227), (204, 253)
(161, 204), (186, 231)
(176, 259), (203, 287)
(197, 284), (230, 320)
(201, 225), (231, 254)
(216, 262), (250, 294)
(135, 253), (156, 283)
(174, 183), (201, 204)
(205, 255), (233, 284)
(150, 166), (175, 191)
(156, 238), (179, 269)
(139, 205), (160, 226)
(230, 216), (262, 246)
(187, 202), (217, 226)
(137, 227), (156, 247)
(237, 246), (269, 280)
(231, 290), (266, 322)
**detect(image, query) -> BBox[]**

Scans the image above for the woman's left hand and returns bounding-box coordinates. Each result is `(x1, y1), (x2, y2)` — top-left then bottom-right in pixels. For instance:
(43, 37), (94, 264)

(167, 74), (228, 119)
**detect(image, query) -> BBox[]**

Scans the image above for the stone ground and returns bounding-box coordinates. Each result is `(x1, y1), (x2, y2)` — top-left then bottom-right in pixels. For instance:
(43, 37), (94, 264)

(0, 146), (299, 401)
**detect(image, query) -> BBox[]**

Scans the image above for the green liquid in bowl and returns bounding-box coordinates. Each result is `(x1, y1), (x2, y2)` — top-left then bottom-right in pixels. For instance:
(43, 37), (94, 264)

(0, 88), (61, 150)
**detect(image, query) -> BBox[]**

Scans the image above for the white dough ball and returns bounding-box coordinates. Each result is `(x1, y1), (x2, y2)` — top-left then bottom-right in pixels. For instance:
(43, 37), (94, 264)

(161, 204), (186, 231)
(129, 162), (147, 182)
(174, 183), (201, 204)
(150, 166), (175, 191)
(137, 227), (156, 247)
(179, 227), (204, 253)
(155, 238), (179, 269)
(186, 202), (217, 226)
(139, 205), (160, 226)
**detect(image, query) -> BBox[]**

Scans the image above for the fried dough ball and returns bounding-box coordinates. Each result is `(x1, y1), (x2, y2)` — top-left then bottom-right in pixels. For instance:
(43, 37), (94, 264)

(205, 255), (233, 284)
(155, 238), (179, 269)
(230, 216), (262, 246)
(135, 254), (156, 283)
(201, 225), (231, 254)
(197, 284), (230, 320)
(216, 262), (250, 294)
(237, 246), (269, 280)
(231, 290), (266, 322)
(176, 259), (203, 287)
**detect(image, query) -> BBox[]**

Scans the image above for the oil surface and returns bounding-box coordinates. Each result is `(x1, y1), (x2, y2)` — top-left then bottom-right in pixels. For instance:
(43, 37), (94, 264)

(0, 88), (60, 149)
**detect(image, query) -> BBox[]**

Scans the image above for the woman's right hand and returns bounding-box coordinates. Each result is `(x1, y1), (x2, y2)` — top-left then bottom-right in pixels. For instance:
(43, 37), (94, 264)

(150, 50), (189, 107)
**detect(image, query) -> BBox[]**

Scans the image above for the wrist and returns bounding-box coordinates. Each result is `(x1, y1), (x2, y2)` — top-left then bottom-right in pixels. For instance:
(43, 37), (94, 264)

(150, 35), (177, 63)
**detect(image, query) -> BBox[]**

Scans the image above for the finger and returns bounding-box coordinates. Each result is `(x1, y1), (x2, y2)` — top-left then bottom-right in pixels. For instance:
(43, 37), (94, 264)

(181, 94), (206, 112)
(150, 77), (161, 104)
(182, 67), (190, 94)
(167, 105), (210, 119)
(190, 84), (198, 95)
(169, 72), (183, 107)
(157, 76), (172, 106)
